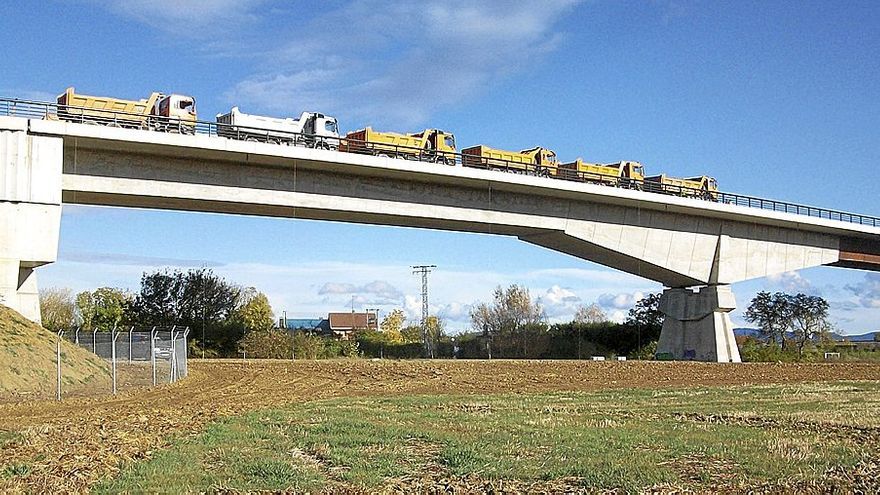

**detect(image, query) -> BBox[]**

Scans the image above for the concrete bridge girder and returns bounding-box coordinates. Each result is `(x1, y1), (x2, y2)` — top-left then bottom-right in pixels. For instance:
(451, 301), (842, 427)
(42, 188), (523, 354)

(3, 115), (880, 362)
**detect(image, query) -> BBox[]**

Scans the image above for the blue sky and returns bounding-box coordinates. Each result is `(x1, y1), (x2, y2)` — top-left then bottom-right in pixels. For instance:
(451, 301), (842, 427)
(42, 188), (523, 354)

(2, 0), (879, 332)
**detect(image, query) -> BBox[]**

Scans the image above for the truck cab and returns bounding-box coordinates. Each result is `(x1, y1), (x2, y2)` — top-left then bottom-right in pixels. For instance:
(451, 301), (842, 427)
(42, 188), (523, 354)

(155, 94), (197, 133)
(301, 112), (340, 149)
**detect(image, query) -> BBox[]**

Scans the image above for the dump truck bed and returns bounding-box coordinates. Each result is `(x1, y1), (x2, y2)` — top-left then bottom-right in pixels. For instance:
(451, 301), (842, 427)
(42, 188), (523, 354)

(461, 145), (538, 171)
(216, 107), (305, 139)
(341, 127), (430, 155)
(56, 87), (159, 124)
(645, 174), (718, 199)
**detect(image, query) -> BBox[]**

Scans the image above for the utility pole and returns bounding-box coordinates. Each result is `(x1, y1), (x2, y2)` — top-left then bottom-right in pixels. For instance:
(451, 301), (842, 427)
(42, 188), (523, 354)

(412, 265), (436, 358)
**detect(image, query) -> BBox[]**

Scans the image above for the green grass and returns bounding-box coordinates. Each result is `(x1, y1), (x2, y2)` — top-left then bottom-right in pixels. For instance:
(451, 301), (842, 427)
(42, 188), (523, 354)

(99, 382), (880, 493)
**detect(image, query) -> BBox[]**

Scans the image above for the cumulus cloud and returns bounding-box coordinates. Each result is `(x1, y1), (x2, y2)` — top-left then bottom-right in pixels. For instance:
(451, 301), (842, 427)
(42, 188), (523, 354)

(227, 0), (581, 126)
(318, 279), (404, 304)
(536, 285), (582, 319)
(845, 273), (880, 308)
(766, 271), (816, 294)
(597, 291), (645, 310)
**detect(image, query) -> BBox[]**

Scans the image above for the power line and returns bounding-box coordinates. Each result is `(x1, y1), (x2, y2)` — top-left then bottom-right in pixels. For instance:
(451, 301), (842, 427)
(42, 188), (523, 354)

(412, 265), (436, 358)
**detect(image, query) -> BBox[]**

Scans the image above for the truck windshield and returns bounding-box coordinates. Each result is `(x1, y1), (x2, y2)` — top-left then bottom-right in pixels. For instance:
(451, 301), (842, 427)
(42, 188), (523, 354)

(325, 120), (338, 134)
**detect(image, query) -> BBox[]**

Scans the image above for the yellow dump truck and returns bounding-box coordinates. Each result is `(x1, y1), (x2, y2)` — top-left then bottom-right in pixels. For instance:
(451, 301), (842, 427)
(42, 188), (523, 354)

(55, 87), (197, 133)
(340, 127), (456, 164)
(461, 145), (558, 176)
(644, 174), (718, 200)
(557, 160), (645, 186)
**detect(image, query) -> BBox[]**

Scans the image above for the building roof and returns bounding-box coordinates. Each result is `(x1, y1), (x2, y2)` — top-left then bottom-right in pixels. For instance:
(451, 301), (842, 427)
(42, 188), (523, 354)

(283, 318), (327, 330)
(328, 312), (376, 331)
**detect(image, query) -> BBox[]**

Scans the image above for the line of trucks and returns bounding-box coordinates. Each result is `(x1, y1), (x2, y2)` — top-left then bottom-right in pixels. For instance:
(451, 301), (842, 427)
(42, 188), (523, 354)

(51, 87), (719, 199)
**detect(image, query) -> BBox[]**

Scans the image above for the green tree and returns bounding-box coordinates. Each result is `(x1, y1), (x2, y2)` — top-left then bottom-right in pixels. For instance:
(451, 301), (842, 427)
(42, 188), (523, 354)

(789, 293), (831, 358)
(75, 290), (95, 330)
(129, 268), (244, 356)
(76, 287), (131, 331)
(39, 287), (75, 332)
(744, 291), (792, 350)
(401, 325), (423, 344)
(574, 303), (607, 324)
(235, 289), (274, 332)
(625, 293), (664, 330)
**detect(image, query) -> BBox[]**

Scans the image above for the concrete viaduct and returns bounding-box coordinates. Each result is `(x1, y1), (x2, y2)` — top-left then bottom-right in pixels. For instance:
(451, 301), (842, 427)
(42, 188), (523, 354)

(3, 115), (880, 362)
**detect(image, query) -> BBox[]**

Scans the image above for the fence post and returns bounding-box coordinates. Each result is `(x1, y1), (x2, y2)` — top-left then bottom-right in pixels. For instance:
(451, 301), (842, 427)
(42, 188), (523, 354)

(56, 330), (64, 401)
(128, 326), (133, 363)
(150, 326), (157, 386)
(169, 330), (177, 384)
(74, 327), (80, 345)
(182, 327), (190, 379)
(111, 326), (120, 395)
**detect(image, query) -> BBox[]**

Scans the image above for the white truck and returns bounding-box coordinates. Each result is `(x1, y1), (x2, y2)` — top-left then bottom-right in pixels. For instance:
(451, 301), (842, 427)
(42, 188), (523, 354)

(215, 107), (340, 149)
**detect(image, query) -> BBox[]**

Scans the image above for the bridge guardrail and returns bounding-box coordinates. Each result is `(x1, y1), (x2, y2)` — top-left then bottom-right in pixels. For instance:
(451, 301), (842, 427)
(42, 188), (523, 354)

(1, 96), (877, 228)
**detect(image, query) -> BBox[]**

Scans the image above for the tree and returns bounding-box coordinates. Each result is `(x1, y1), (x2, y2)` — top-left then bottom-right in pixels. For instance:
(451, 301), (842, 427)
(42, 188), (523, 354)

(401, 325), (423, 344)
(625, 293), (663, 329)
(129, 268), (243, 356)
(39, 287), (75, 332)
(469, 284), (546, 358)
(470, 284), (545, 337)
(573, 303), (607, 324)
(234, 289), (274, 332)
(788, 293), (831, 358)
(745, 291), (832, 359)
(425, 315), (445, 357)
(76, 287), (131, 331)
(381, 309), (407, 334)
(75, 290), (96, 330)
(744, 291), (793, 350)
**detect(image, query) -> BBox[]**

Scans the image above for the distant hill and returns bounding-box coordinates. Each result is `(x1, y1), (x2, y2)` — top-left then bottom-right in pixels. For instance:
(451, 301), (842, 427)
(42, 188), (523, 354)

(734, 328), (762, 338)
(831, 332), (878, 342)
(735, 327), (877, 342)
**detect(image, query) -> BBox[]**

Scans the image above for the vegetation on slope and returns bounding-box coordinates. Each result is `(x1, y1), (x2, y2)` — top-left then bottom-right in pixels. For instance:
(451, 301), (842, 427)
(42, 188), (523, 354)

(0, 305), (107, 397)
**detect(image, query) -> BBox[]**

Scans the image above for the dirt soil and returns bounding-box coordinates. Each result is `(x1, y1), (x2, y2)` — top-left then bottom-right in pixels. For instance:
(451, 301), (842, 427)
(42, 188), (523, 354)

(1, 359), (879, 493)
(0, 306), (108, 397)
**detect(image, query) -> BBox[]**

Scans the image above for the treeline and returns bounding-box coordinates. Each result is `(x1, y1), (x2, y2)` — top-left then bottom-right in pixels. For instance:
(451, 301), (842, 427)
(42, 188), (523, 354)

(39, 268), (274, 357)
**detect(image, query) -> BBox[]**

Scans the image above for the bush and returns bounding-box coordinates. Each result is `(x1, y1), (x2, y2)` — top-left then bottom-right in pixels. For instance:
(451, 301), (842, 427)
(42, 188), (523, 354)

(238, 329), (293, 359)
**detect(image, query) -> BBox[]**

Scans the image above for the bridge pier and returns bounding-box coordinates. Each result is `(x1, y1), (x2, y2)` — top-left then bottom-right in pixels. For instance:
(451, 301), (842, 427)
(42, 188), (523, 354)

(0, 120), (63, 325)
(655, 285), (741, 363)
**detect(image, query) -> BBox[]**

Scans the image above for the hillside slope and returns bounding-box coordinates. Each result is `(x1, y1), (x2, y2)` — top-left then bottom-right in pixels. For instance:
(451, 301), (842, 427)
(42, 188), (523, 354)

(0, 305), (108, 397)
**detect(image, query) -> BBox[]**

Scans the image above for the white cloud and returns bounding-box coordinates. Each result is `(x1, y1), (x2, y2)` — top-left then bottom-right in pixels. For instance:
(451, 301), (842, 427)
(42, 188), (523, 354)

(766, 270), (816, 294)
(96, 0), (267, 36)
(845, 273), (880, 309)
(598, 291), (645, 310)
(536, 285), (581, 319)
(227, 0), (582, 127)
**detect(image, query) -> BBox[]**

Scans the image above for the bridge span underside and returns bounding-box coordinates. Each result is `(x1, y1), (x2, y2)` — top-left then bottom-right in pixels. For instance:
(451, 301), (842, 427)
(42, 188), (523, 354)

(4, 117), (880, 362)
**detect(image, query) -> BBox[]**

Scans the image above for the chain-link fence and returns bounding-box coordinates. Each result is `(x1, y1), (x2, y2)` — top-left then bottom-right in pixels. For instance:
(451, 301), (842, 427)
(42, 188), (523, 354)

(53, 326), (189, 400)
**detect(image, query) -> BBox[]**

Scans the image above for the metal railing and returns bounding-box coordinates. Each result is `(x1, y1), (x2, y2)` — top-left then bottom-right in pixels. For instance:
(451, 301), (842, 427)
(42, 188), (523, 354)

(2, 96), (877, 228)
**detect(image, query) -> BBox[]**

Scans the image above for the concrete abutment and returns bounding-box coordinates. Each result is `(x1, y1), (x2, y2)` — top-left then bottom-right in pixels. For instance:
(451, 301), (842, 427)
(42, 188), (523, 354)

(656, 285), (741, 363)
(0, 122), (63, 325)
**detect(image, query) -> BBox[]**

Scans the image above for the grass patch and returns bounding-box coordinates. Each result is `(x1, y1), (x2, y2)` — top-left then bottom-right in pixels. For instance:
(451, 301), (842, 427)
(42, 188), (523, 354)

(0, 464), (30, 479)
(100, 381), (880, 492)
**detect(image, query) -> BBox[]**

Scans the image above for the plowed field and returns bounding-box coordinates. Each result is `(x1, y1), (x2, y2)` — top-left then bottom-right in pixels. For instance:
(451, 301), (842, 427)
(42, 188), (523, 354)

(1, 359), (879, 492)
